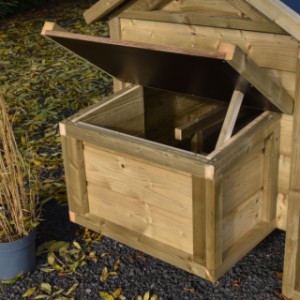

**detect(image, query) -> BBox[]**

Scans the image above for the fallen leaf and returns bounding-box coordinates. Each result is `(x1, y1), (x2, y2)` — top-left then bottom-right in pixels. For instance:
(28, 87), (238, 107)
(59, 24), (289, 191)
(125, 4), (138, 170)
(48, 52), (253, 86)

(22, 287), (37, 297)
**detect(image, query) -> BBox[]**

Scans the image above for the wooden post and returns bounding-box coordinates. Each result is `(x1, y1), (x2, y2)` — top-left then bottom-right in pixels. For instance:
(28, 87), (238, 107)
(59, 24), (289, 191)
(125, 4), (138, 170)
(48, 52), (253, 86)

(205, 177), (223, 281)
(109, 17), (125, 92)
(283, 48), (300, 299)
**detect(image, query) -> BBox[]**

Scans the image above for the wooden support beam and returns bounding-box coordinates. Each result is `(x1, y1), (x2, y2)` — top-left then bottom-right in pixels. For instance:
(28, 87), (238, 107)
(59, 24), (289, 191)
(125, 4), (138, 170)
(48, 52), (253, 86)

(119, 10), (286, 34)
(83, 0), (127, 24)
(215, 90), (244, 149)
(220, 44), (294, 114)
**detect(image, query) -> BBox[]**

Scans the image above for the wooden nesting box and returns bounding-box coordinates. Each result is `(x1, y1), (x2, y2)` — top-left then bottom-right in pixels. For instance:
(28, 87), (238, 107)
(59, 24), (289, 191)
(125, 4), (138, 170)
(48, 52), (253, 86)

(81, 1), (300, 297)
(42, 21), (291, 281)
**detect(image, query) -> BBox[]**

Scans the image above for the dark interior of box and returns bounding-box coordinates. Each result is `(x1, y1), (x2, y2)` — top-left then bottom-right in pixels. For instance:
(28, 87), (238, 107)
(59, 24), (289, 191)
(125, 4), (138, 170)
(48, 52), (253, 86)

(143, 88), (262, 155)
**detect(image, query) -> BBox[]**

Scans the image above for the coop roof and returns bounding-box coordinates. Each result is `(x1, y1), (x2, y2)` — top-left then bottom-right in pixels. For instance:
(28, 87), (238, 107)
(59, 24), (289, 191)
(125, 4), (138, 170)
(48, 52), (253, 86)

(83, 0), (300, 42)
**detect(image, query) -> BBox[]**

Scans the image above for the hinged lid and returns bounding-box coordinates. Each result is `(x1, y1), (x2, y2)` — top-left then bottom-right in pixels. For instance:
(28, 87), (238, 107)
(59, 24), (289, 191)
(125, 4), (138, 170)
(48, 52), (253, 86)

(42, 22), (293, 114)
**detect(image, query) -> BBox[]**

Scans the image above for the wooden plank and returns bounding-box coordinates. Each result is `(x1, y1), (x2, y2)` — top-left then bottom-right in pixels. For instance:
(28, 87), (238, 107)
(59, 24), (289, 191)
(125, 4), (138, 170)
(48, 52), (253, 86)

(60, 135), (89, 214)
(208, 111), (281, 172)
(205, 178), (223, 281)
(62, 121), (212, 178)
(70, 85), (141, 123)
(221, 44), (294, 114)
(192, 177), (206, 263)
(227, 0), (272, 22)
(88, 184), (193, 253)
(84, 144), (193, 219)
(222, 191), (263, 252)
(120, 10), (286, 34)
(145, 89), (222, 142)
(83, 0), (126, 24)
(215, 90), (244, 149)
(246, 0), (300, 42)
(74, 212), (208, 279)
(283, 49), (300, 298)
(120, 18), (297, 72)
(222, 150), (264, 216)
(175, 106), (226, 141)
(217, 220), (276, 279)
(262, 128), (280, 222)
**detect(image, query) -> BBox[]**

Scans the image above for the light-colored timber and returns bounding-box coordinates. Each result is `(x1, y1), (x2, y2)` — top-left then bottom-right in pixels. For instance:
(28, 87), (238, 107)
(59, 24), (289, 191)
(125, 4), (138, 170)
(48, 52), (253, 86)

(283, 50), (300, 299)
(215, 90), (244, 148)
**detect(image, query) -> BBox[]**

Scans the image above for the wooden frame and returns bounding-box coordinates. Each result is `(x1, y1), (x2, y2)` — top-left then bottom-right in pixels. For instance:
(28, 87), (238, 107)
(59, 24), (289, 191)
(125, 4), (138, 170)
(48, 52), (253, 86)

(60, 85), (281, 281)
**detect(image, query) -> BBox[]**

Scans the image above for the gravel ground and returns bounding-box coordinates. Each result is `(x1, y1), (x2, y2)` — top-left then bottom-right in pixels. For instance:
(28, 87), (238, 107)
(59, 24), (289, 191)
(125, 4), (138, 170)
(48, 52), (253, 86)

(0, 0), (286, 299)
(0, 201), (285, 299)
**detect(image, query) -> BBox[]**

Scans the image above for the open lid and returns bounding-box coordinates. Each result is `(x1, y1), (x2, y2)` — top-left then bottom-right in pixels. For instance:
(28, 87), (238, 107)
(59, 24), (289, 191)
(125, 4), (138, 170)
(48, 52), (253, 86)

(42, 22), (293, 114)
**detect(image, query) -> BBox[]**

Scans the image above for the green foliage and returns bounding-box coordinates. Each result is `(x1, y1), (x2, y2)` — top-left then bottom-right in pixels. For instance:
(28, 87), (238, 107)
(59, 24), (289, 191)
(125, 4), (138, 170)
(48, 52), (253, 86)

(0, 0), (44, 19)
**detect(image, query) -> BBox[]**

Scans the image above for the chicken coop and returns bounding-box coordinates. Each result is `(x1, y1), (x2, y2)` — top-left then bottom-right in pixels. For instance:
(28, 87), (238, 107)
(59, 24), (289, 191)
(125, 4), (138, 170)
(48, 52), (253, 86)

(42, 0), (300, 298)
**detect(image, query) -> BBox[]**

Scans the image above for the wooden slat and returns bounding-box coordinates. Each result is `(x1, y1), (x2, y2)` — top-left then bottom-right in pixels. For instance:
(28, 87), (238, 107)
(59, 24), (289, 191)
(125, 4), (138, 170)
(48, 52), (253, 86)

(222, 191), (263, 252)
(175, 106), (226, 141)
(83, 0), (126, 24)
(208, 111), (281, 173)
(60, 135), (89, 214)
(88, 184), (193, 253)
(222, 44), (294, 114)
(74, 212), (208, 279)
(215, 90), (244, 148)
(246, 0), (300, 42)
(222, 150), (264, 216)
(218, 220), (276, 279)
(63, 121), (212, 178)
(84, 144), (193, 219)
(120, 18), (297, 72)
(120, 10), (286, 34)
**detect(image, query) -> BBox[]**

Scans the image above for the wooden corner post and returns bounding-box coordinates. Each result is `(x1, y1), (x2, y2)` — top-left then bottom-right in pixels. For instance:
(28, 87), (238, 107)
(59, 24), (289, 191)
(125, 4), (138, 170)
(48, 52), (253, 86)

(283, 47), (300, 299)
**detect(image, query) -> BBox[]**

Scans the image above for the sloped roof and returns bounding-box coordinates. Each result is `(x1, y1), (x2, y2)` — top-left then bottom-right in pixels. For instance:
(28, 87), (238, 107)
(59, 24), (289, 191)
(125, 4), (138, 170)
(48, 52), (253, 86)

(83, 0), (300, 42)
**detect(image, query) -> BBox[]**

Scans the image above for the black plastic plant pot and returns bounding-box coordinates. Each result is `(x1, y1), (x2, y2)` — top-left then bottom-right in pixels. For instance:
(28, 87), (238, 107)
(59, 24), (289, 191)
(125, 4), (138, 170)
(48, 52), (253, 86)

(0, 230), (36, 281)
